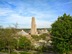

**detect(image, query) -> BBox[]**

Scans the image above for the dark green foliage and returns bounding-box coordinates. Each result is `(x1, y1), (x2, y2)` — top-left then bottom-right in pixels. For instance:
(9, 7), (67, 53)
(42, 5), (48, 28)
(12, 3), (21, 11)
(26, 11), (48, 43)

(51, 13), (72, 54)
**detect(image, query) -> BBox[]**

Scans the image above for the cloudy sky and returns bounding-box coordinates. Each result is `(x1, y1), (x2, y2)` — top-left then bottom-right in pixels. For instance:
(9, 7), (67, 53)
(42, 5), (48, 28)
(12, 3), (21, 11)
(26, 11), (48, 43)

(0, 0), (72, 28)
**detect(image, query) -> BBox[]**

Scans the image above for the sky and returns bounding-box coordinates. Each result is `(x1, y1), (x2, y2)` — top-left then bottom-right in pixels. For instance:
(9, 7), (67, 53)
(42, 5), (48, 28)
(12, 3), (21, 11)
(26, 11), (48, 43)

(0, 0), (72, 28)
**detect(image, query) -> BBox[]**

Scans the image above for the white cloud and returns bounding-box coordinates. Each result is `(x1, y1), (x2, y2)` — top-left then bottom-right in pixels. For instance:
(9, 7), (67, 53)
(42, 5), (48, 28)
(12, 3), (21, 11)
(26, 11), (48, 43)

(36, 20), (53, 28)
(0, 0), (59, 28)
(5, 13), (31, 26)
(0, 11), (53, 28)
(0, 8), (54, 28)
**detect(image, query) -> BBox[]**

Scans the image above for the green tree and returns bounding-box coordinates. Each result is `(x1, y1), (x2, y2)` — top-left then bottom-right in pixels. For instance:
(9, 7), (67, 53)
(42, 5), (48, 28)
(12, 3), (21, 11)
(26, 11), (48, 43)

(18, 36), (31, 50)
(0, 28), (17, 54)
(51, 13), (72, 54)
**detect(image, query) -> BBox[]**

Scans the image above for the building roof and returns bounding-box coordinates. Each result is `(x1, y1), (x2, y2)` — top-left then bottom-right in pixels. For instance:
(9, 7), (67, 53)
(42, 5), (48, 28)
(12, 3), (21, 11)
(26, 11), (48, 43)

(17, 30), (29, 36)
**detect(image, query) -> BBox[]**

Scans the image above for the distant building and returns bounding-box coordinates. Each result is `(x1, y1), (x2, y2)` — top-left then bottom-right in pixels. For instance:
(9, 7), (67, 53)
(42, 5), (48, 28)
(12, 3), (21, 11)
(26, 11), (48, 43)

(38, 28), (49, 34)
(17, 30), (29, 36)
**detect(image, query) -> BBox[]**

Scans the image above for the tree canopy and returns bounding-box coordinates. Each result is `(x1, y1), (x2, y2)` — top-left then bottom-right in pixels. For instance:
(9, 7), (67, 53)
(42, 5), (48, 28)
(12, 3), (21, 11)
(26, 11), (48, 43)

(51, 13), (72, 54)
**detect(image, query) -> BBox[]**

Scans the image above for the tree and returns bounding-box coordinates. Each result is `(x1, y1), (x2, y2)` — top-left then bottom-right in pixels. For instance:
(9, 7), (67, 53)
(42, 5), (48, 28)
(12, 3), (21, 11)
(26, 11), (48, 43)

(18, 36), (32, 50)
(51, 13), (72, 54)
(0, 28), (17, 54)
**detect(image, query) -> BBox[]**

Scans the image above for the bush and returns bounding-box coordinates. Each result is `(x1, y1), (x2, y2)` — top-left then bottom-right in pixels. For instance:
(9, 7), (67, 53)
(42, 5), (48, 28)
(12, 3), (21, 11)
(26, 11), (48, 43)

(18, 36), (31, 50)
(31, 35), (40, 41)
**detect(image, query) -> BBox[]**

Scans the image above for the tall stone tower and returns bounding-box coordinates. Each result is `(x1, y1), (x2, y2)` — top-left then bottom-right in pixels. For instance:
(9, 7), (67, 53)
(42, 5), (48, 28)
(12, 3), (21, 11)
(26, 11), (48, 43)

(31, 17), (37, 35)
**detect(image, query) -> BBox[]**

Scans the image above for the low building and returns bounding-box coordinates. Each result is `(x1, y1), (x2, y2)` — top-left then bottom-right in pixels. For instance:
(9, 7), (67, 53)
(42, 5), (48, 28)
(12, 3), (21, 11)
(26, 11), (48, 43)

(17, 30), (29, 36)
